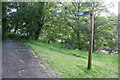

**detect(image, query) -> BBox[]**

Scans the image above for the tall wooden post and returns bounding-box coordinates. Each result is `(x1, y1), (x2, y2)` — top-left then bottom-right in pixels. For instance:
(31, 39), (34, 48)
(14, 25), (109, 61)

(87, 10), (94, 69)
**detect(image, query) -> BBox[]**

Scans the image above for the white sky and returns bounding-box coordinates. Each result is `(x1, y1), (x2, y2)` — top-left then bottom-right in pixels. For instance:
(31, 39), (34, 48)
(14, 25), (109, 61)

(103, 0), (119, 15)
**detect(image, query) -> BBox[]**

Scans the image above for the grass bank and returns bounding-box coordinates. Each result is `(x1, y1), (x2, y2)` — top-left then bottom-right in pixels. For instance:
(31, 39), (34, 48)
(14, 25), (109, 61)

(25, 40), (118, 78)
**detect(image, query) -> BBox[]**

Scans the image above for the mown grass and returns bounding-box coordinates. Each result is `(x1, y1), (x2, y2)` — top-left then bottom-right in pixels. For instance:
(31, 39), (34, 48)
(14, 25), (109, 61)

(25, 40), (118, 78)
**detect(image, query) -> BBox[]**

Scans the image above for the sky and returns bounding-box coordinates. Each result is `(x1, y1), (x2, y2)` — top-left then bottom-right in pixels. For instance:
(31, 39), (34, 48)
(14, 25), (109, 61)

(103, 0), (119, 15)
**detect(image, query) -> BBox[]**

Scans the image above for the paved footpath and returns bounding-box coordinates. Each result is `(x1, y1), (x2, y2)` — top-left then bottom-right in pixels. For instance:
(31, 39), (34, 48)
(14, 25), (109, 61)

(2, 40), (48, 78)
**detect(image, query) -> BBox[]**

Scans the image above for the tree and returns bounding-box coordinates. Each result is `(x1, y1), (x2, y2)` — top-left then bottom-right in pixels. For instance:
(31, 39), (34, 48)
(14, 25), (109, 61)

(2, 2), (118, 54)
(2, 2), (50, 40)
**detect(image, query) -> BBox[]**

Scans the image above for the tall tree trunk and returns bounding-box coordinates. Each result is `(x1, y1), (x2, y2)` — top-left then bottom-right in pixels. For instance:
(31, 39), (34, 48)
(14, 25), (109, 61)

(35, 30), (40, 40)
(14, 25), (18, 33)
(77, 30), (81, 50)
(93, 19), (96, 51)
(34, 24), (43, 40)
(77, 2), (81, 50)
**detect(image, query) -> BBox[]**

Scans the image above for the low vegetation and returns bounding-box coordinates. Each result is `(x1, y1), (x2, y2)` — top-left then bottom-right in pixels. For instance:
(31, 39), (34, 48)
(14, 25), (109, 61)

(25, 40), (118, 78)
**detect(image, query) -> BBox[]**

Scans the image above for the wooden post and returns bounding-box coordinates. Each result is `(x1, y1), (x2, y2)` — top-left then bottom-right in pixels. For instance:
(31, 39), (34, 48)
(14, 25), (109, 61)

(87, 10), (94, 69)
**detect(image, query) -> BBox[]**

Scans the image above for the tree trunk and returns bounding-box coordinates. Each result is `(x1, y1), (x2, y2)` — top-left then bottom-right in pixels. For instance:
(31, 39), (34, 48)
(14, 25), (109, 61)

(34, 24), (43, 40)
(34, 29), (41, 40)
(93, 19), (96, 51)
(77, 31), (81, 50)
(14, 26), (18, 33)
(77, 2), (81, 50)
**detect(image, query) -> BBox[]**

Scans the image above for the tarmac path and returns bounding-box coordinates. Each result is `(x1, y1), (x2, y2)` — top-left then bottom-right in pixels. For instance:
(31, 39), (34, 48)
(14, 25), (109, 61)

(2, 40), (48, 78)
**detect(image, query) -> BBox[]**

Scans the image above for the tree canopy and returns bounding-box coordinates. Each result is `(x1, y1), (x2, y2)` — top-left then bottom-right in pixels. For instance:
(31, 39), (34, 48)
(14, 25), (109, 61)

(2, 2), (118, 54)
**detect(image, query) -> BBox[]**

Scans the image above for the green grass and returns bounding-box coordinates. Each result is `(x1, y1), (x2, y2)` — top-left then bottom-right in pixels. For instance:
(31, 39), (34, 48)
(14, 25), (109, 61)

(25, 40), (118, 78)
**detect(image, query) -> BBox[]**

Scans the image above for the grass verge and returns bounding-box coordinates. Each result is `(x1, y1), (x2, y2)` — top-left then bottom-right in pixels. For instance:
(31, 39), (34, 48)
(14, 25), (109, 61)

(25, 40), (118, 78)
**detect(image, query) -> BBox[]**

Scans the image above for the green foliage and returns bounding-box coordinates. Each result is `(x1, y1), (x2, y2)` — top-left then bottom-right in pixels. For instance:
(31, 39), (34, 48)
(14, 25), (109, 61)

(94, 16), (118, 54)
(39, 2), (117, 53)
(2, 2), (118, 54)
(2, 2), (49, 40)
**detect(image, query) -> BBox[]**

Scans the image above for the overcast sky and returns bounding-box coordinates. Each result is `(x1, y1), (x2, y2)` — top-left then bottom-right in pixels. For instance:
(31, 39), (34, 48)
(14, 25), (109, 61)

(103, 0), (119, 15)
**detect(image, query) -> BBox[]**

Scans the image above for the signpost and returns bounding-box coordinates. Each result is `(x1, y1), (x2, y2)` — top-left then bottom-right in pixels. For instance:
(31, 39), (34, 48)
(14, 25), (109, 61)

(75, 10), (94, 69)
(74, 11), (89, 16)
